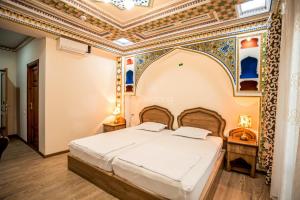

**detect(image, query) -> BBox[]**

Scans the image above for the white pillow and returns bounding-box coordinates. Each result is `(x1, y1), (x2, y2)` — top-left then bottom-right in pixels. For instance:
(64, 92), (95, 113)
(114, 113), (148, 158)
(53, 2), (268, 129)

(172, 126), (211, 139)
(136, 122), (167, 132)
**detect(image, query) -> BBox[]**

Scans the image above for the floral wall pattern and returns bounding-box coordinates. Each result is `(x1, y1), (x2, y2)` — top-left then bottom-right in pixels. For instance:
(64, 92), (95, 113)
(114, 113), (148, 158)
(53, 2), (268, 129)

(259, 13), (282, 184)
(183, 38), (236, 83)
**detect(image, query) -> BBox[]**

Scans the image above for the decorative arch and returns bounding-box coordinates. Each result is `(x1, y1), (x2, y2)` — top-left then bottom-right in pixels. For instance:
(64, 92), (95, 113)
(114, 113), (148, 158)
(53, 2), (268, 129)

(134, 37), (236, 91)
(135, 48), (236, 94)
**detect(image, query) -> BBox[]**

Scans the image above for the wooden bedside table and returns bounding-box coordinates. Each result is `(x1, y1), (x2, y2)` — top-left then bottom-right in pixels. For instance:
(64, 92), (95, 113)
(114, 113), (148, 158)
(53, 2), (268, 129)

(226, 128), (258, 177)
(103, 122), (126, 133)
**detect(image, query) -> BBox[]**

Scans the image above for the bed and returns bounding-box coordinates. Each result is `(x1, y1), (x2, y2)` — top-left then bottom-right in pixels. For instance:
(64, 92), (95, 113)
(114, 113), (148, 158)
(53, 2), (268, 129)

(68, 106), (226, 200)
(69, 105), (174, 171)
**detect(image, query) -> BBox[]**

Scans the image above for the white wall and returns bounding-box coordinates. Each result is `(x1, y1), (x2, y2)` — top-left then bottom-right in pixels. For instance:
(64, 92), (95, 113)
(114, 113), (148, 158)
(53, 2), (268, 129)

(16, 37), (116, 155)
(44, 38), (116, 155)
(0, 49), (18, 135)
(16, 38), (46, 153)
(125, 49), (260, 135)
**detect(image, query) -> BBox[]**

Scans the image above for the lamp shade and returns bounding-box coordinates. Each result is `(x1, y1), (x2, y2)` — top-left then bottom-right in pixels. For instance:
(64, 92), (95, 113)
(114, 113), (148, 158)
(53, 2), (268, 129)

(238, 115), (252, 128)
(112, 107), (121, 115)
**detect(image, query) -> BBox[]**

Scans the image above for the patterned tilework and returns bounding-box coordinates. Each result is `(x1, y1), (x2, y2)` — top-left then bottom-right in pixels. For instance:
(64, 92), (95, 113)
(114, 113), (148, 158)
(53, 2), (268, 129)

(135, 49), (173, 84)
(183, 38), (236, 82)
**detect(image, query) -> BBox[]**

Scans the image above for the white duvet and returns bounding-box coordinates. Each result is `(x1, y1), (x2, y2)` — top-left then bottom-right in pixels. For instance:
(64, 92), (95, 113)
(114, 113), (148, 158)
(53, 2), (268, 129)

(69, 127), (173, 171)
(113, 135), (223, 200)
(118, 141), (201, 181)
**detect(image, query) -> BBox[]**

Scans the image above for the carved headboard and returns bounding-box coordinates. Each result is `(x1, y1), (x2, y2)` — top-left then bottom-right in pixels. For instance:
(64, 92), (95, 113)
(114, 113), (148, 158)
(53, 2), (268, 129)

(177, 107), (226, 142)
(139, 105), (174, 130)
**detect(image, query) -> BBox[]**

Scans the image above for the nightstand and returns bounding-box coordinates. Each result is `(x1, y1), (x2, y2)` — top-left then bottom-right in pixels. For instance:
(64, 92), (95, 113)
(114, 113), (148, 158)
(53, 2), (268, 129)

(103, 122), (126, 133)
(226, 128), (258, 177)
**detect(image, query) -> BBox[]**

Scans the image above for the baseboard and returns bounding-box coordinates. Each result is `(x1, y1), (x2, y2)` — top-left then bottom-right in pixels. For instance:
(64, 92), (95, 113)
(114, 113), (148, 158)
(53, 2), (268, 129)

(9, 134), (69, 158)
(43, 150), (69, 158)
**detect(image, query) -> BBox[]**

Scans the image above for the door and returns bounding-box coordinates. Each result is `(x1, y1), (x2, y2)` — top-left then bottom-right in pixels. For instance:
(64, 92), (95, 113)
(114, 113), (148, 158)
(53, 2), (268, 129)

(27, 60), (39, 151)
(0, 69), (8, 137)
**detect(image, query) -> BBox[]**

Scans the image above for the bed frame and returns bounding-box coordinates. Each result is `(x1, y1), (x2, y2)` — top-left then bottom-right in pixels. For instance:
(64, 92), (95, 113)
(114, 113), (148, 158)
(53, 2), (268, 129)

(68, 106), (226, 200)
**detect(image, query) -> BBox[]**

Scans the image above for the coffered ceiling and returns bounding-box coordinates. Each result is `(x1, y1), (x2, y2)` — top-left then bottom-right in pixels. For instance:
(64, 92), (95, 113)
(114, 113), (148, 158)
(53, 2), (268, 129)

(0, 0), (274, 54)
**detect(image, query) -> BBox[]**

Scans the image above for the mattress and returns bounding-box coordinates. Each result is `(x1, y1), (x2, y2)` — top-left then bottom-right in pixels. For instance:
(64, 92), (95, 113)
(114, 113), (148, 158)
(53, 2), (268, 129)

(69, 127), (172, 171)
(112, 135), (223, 200)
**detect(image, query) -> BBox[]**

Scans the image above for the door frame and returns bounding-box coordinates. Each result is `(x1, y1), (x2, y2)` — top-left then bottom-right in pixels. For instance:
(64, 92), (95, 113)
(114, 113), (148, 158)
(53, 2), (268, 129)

(27, 59), (39, 151)
(0, 68), (8, 137)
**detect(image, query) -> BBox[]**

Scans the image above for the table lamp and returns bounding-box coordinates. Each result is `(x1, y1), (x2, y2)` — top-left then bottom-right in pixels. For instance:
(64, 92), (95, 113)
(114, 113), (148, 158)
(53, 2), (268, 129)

(112, 107), (121, 124)
(238, 115), (252, 141)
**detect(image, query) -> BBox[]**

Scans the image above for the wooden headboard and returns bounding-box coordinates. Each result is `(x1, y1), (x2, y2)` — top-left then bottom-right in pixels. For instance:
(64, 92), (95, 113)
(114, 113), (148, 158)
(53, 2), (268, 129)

(139, 105), (174, 130)
(177, 107), (226, 141)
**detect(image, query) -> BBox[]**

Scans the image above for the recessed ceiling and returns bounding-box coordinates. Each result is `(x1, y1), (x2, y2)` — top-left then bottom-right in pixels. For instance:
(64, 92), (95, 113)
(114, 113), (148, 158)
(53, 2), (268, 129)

(0, 28), (31, 51)
(0, 0), (274, 54)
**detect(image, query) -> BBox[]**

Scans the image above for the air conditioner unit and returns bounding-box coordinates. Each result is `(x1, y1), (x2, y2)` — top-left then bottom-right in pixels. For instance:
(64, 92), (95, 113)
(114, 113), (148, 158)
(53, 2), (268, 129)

(58, 37), (90, 55)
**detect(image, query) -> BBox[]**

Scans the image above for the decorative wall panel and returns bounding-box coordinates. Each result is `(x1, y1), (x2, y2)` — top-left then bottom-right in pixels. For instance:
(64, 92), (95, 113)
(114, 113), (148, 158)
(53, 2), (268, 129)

(259, 13), (282, 184)
(116, 57), (123, 110)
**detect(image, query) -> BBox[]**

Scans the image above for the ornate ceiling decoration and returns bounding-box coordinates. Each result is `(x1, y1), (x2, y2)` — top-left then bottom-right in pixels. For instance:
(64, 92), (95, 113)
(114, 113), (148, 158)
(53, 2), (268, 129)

(0, 0), (273, 55)
(92, 0), (152, 10)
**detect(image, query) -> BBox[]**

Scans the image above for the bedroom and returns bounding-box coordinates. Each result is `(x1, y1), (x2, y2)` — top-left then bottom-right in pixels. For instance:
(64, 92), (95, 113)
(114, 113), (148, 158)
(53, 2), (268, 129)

(0, 0), (299, 199)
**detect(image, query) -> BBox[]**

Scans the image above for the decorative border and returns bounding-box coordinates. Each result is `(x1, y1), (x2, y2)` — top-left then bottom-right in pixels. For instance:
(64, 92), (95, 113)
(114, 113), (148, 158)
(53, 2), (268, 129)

(116, 57), (123, 112)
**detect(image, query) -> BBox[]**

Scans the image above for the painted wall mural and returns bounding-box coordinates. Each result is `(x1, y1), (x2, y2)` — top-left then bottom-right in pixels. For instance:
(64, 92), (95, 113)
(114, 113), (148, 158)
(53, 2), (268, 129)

(183, 38), (236, 83)
(123, 35), (268, 97)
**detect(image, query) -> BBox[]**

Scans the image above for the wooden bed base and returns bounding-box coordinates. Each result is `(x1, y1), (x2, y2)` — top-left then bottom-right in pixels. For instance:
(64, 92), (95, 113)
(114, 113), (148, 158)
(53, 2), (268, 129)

(68, 150), (225, 200)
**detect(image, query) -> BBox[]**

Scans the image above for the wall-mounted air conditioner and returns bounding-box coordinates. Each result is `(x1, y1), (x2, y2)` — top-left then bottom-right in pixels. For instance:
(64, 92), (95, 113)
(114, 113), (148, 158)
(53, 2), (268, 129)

(58, 37), (91, 55)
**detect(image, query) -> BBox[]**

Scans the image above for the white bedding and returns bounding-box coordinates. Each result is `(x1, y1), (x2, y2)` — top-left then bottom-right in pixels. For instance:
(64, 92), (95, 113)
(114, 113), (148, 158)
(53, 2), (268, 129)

(112, 135), (223, 200)
(69, 127), (172, 171)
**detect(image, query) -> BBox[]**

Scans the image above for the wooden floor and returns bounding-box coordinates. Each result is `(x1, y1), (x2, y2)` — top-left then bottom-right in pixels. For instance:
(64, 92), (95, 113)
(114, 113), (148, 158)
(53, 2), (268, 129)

(0, 138), (270, 200)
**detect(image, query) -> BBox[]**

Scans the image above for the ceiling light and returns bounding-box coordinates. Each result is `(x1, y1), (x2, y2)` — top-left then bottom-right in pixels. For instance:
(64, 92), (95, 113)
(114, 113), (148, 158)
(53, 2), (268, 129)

(237, 0), (271, 18)
(240, 0), (266, 12)
(113, 38), (134, 46)
(124, 0), (134, 10)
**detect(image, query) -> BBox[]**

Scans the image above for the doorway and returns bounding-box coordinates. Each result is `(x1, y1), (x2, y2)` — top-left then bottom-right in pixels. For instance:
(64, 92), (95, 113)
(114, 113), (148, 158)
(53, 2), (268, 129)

(27, 60), (39, 151)
(0, 69), (8, 137)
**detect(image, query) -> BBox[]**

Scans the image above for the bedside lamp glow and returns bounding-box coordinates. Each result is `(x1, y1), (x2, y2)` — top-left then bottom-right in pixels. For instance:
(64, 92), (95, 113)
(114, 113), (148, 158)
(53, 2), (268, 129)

(238, 115), (252, 128)
(238, 115), (252, 141)
(112, 107), (121, 124)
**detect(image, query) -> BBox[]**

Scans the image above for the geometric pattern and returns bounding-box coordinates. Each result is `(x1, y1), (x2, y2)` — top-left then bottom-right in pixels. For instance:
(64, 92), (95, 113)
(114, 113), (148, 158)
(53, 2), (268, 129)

(258, 12), (282, 184)
(183, 38), (236, 82)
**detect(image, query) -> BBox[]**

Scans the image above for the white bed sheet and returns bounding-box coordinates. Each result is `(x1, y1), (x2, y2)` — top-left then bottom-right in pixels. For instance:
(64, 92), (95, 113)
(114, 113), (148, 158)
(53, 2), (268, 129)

(69, 127), (172, 171)
(112, 135), (223, 200)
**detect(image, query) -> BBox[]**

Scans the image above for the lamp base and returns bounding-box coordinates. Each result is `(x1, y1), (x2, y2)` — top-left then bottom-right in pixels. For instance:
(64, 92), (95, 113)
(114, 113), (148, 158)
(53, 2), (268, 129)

(240, 130), (249, 141)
